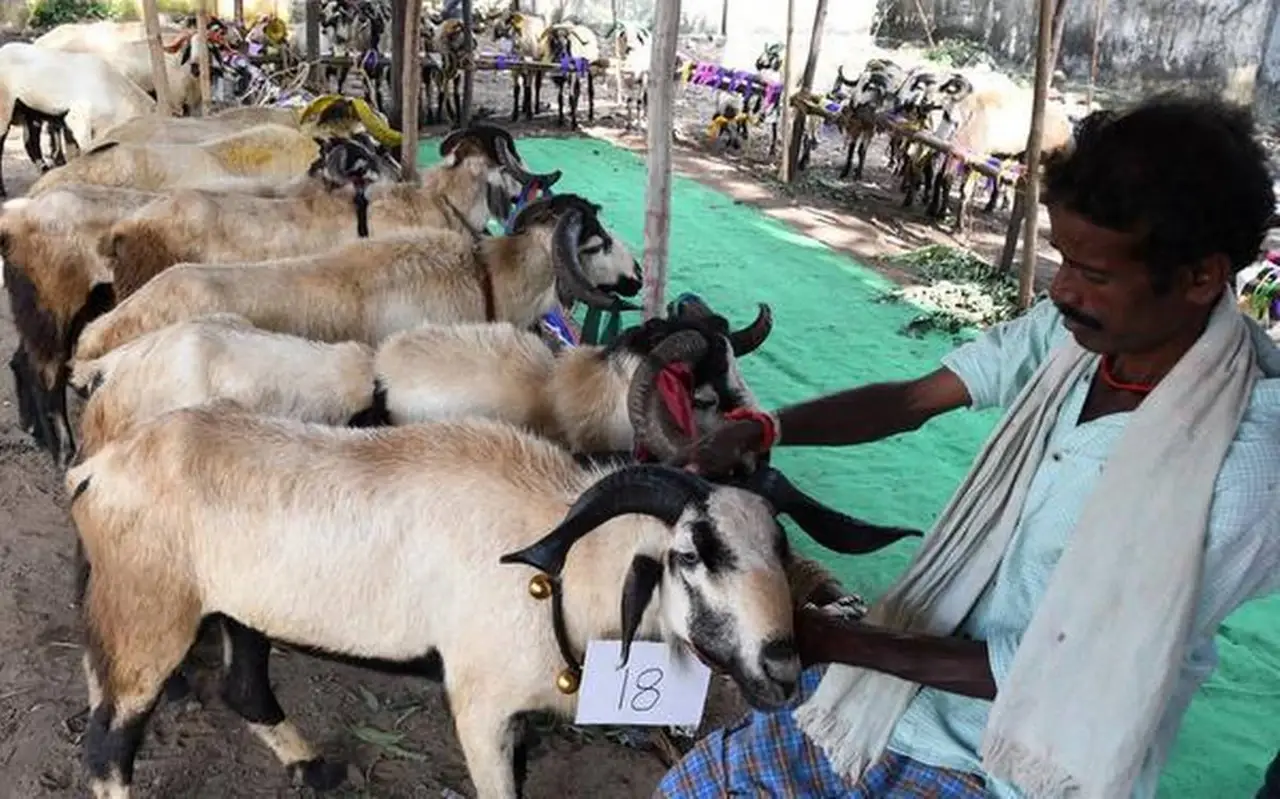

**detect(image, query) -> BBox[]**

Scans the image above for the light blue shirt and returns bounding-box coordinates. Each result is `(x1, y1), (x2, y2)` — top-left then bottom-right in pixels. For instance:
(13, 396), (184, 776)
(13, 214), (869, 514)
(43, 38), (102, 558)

(884, 298), (1280, 798)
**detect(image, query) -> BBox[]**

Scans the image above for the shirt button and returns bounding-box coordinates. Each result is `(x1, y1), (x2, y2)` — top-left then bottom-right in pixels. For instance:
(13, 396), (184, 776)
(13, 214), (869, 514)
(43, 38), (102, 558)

(1052, 452), (1062, 461)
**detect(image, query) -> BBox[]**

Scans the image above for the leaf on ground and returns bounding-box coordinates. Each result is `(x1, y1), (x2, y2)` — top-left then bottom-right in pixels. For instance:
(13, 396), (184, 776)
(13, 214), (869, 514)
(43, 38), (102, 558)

(357, 685), (380, 713)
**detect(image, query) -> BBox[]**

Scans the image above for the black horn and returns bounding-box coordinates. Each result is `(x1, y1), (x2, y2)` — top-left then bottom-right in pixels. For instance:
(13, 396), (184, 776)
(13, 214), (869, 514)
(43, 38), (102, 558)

(499, 464), (712, 576)
(727, 303), (773, 356)
(737, 466), (923, 554)
(627, 329), (713, 463)
(495, 133), (563, 188)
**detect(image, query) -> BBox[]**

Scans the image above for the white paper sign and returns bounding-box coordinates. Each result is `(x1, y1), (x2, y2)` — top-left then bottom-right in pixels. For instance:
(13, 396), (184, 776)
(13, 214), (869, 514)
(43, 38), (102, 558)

(574, 640), (712, 727)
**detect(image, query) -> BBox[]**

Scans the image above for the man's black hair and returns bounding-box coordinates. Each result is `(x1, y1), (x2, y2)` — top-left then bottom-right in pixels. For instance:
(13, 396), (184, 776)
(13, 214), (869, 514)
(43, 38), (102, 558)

(1043, 93), (1276, 289)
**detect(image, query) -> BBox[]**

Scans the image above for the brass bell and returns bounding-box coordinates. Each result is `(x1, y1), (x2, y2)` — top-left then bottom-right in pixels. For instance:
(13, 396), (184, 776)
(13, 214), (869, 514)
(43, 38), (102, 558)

(528, 574), (553, 600)
(555, 669), (580, 695)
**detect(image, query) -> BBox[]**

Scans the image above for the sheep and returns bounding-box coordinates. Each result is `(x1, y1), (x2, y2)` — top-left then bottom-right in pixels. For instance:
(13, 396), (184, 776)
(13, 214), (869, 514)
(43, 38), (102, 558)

(208, 104), (301, 127)
(67, 400), (808, 798)
(68, 313), (377, 461)
(27, 122), (329, 195)
(1, 184), (165, 465)
(833, 59), (905, 181)
(605, 21), (651, 129)
(431, 18), (478, 126)
(0, 42), (157, 197)
(73, 193), (640, 362)
(371, 302), (773, 452)
(91, 110), (302, 147)
(926, 73), (1075, 231)
(33, 21), (217, 114)
(98, 123), (561, 300)
(491, 10), (549, 122)
(892, 70), (972, 212)
(541, 21), (599, 128)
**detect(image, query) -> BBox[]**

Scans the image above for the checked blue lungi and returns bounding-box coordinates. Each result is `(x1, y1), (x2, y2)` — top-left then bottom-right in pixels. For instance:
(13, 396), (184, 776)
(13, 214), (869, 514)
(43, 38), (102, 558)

(654, 666), (989, 798)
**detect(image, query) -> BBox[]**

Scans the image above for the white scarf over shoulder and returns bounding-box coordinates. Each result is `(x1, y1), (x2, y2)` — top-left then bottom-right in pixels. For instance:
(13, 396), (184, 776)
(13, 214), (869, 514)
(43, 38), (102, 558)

(794, 291), (1274, 797)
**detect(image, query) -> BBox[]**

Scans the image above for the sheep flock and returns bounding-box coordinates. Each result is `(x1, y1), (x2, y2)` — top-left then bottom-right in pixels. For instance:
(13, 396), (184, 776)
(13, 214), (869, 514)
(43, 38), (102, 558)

(0, 25), (927, 791)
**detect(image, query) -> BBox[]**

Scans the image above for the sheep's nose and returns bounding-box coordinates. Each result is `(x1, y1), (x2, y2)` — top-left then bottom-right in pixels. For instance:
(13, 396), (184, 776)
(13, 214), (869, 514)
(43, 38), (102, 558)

(761, 637), (800, 688)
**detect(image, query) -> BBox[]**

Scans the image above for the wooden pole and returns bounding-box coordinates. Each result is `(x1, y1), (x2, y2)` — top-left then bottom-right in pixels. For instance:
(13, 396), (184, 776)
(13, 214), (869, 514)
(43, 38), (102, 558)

(998, 0), (1068, 274)
(196, 0), (213, 116)
(1048, 0), (1069, 73)
(461, 0), (475, 125)
(306, 0), (321, 88)
(1018, 0), (1056, 308)
(234, 0), (244, 27)
(642, 0), (681, 320)
(783, 0), (828, 184)
(1086, 0), (1107, 108)
(777, 0), (797, 181)
(401, 0), (423, 180)
(142, 0), (174, 115)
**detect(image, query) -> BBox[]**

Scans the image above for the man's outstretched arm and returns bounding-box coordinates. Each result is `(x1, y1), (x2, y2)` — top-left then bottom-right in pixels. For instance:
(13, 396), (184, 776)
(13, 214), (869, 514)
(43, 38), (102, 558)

(795, 605), (997, 700)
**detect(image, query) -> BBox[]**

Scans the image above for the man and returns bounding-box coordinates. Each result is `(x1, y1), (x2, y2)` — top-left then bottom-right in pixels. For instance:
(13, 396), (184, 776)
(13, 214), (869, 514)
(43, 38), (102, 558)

(656, 94), (1280, 798)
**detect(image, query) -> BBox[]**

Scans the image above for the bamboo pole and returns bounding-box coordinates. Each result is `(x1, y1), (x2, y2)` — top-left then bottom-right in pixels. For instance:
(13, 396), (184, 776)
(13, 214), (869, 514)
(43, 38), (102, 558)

(142, 0), (174, 116)
(400, 0), (423, 180)
(783, 0), (828, 184)
(196, 0), (213, 116)
(777, 0), (797, 182)
(1017, 0), (1056, 309)
(641, 0), (681, 320)
(306, 0), (321, 88)
(461, 0), (475, 125)
(998, 0), (1069, 274)
(1086, 0), (1107, 108)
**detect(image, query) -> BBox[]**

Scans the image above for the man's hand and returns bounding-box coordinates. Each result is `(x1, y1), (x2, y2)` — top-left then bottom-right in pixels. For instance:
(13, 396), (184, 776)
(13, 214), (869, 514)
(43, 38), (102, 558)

(674, 417), (766, 475)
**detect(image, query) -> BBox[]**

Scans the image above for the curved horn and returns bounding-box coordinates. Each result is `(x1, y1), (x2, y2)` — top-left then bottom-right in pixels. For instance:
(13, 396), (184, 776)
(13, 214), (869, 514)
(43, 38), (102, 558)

(627, 329), (712, 463)
(738, 466), (923, 554)
(497, 134), (563, 188)
(551, 209), (634, 311)
(728, 303), (773, 356)
(499, 464), (712, 575)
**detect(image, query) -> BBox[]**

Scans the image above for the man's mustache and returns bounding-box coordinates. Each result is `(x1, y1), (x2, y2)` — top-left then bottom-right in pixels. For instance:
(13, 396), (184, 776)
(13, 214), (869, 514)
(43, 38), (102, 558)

(1056, 302), (1104, 331)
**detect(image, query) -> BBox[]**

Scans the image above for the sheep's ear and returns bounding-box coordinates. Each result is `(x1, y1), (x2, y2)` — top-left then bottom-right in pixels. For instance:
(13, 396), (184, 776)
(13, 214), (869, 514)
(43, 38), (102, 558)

(619, 554), (662, 666)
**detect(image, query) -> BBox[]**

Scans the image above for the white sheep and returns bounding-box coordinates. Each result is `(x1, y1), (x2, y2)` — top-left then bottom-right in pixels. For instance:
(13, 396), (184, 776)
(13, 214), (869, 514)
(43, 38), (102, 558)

(605, 21), (651, 128)
(27, 122), (329, 196)
(99, 122), (561, 300)
(68, 313), (377, 460)
(33, 21), (215, 114)
(373, 303), (773, 453)
(490, 10), (549, 122)
(67, 403), (802, 799)
(73, 193), (640, 362)
(0, 42), (157, 196)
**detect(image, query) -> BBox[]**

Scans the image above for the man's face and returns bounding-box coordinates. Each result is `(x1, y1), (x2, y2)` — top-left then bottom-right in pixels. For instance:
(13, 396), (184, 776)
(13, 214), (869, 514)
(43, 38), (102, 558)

(1046, 204), (1222, 356)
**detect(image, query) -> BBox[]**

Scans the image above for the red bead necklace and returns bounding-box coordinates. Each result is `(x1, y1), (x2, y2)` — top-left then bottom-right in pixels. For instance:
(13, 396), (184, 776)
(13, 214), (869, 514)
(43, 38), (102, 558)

(1099, 355), (1158, 395)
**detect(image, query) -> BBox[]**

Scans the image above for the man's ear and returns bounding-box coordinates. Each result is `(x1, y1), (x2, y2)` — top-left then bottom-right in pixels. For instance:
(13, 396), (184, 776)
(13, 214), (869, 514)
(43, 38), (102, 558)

(1187, 252), (1232, 305)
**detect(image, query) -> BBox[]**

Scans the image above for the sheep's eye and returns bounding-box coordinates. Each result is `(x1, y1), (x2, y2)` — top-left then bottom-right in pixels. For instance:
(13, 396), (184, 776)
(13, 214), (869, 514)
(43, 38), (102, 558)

(674, 550), (700, 569)
(580, 244), (604, 256)
(692, 395), (717, 411)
